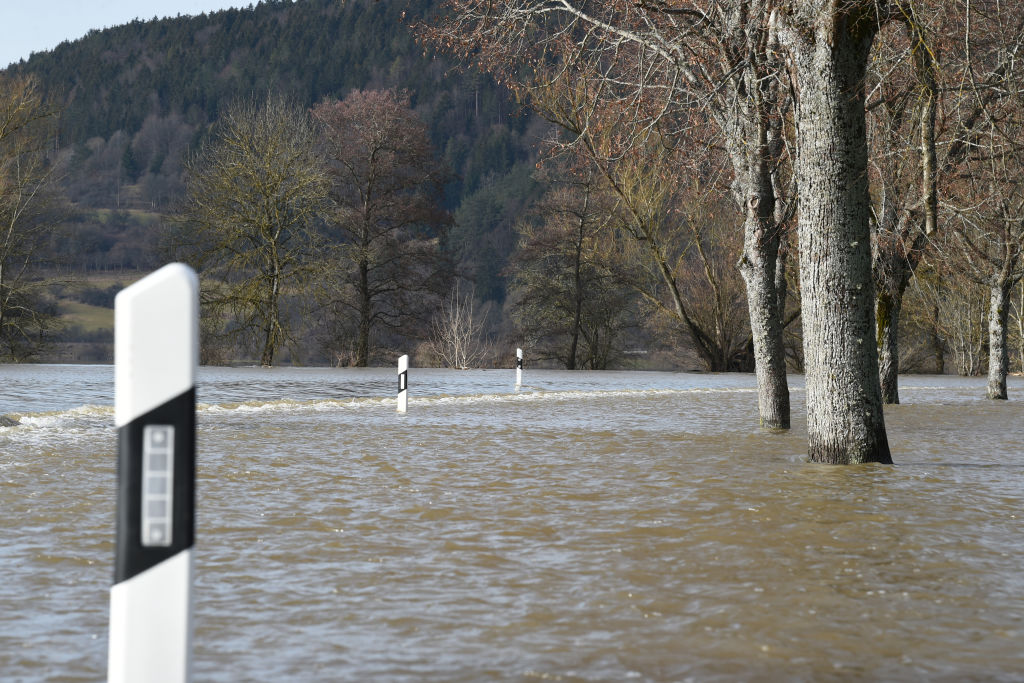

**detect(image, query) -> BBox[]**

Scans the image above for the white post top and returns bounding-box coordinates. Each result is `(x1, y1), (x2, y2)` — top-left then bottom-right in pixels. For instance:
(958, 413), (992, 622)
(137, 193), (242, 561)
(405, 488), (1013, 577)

(398, 354), (409, 373)
(115, 263), (199, 427)
(517, 348), (523, 359)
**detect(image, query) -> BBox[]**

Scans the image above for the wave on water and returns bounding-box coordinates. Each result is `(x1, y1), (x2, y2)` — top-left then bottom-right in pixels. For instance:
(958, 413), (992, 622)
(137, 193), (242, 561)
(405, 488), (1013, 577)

(196, 385), (758, 416)
(0, 385), (759, 441)
(0, 404), (115, 452)
(3, 403), (112, 428)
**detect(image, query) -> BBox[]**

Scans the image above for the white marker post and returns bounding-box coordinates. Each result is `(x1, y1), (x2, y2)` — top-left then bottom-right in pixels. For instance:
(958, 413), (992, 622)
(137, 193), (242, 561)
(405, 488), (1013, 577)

(397, 354), (409, 413)
(515, 348), (523, 390)
(109, 263), (199, 683)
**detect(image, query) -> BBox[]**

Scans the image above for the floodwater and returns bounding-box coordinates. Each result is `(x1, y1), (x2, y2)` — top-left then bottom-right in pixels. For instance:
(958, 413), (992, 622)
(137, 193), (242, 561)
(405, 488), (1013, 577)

(1, 364), (1023, 681)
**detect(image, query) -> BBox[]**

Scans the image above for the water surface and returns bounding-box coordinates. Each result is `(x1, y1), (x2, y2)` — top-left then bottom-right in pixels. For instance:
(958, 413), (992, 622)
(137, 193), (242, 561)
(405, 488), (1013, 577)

(1, 365), (1022, 681)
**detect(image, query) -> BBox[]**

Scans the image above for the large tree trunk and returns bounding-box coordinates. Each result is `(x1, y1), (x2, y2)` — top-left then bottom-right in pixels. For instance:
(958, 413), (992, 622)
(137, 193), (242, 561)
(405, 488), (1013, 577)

(783, 6), (892, 464)
(987, 281), (1012, 400)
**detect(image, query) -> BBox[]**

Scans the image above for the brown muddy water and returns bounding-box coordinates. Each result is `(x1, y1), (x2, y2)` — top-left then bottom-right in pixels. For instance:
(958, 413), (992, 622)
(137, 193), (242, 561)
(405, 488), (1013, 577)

(1, 365), (1023, 681)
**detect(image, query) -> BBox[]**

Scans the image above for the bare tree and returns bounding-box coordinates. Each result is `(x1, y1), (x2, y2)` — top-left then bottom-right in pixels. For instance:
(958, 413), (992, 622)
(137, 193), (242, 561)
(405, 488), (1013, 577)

(905, 257), (987, 377)
(430, 281), (487, 369)
(176, 95), (329, 367)
(428, 0), (908, 462)
(938, 1), (1024, 399)
(507, 163), (637, 369)
(604, 145), (753, 372)
(312, 90), (452, 367)
(0, 74), (65, 361)
(424, 0), (796, 432)
(865, 1), (1024, 403)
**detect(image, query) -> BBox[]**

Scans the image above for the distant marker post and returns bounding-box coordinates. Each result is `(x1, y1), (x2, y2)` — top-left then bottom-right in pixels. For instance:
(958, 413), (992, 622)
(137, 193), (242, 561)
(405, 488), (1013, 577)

(109, 263), (199, 683)
(515, 348), (523, 390)
(397, 354), (409, 413)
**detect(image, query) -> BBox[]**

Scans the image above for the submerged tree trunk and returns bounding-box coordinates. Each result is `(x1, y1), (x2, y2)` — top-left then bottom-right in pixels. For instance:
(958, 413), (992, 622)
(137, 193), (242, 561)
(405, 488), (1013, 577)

(356, 256), (370, 367)
(875, 287), (904, 404)
(567, 191), (588, 371)
(724, 44), (792, 431)
(987, 281), (1012, 399)
(261, 259), (282, 367)
(782, 5), (892, 464)
(738, 190), (791, 430)
(873, 238), (918, 404)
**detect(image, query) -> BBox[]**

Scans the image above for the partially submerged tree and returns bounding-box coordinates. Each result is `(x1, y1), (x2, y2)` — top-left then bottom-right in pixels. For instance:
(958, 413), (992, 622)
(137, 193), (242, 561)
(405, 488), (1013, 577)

(507, 165), (636, 370)
(427, 0), (796, 431)
(0, 74), (65, 360)
(312, 89), (452, 367)
(429, 281), (487, 369)
(429, 0), (902, 462)
(176, 95), (329, 366)
(866, 2), (1024, 404)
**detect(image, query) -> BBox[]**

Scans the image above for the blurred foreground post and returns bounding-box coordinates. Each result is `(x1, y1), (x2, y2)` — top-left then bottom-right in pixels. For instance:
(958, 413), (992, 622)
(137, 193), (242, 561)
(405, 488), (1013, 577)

(516, 348), (523, 390)
(109, 263), (198, 683)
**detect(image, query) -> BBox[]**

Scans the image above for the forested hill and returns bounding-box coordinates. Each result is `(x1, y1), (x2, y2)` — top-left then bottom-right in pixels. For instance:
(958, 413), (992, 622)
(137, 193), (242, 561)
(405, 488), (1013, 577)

(6, 0), (544, 301)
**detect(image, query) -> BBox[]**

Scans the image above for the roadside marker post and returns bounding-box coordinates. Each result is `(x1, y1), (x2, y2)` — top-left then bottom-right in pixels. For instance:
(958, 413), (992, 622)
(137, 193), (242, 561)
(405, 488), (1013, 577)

(109, 263), (198, 683)
(516, 348), (523, 390)
(397, 354), (409, 413)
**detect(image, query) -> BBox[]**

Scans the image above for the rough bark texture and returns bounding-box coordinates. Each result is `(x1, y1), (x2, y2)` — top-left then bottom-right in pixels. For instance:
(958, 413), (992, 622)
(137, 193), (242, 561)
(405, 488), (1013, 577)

(783, 5), (892, 464)
(738, 192), (791, 430)
(875, 288), (903, 404)
(873, 237), (921, 405)
(986, 282), (1012, 400)
(722, 20), (792, 431)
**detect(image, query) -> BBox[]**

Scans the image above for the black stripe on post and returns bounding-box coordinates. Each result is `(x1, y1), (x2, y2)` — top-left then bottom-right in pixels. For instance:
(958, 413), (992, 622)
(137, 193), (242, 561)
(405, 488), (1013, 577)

(115, 388), (195, 583)
(398, 371), (408, 393)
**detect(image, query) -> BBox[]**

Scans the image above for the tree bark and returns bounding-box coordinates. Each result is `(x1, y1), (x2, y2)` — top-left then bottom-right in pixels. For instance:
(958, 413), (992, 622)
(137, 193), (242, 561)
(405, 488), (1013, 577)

(873, 240), (917, 405)
(357, 255), (370, 367)
(932, 302), (944, 374)
(782, 5), (892, 464)
(738, 194), (791, 430)
(875, 287), (903, 404)
(720, 20), (793, 430)
(567, 188), (589, 371)
(261, 258), (282, 367)
(986, 281), (1012, 400)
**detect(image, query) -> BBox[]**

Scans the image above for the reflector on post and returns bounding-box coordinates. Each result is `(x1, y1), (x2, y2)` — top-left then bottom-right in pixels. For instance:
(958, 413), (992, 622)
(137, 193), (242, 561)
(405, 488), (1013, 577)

(109, 263), (198, 683)
(397, 354), (409, 413)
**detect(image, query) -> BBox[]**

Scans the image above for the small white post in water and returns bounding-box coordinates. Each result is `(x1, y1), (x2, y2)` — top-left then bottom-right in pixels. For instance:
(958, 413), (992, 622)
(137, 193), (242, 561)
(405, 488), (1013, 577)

(109, 263), (198, 683)
(515, 347), (523, 390)
(397, 354), (409, 413)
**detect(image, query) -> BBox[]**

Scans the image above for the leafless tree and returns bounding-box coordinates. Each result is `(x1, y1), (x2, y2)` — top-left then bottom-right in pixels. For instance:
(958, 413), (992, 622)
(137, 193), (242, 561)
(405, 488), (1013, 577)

(938, 1), (1024, 398)
(312, 90), (452, 367)
(905, 256), (987, 377)
(430, 281), (487, 369)
(176, 95), (329, 366)
(0, 74), (66, 360)
(428, 0), (910, 463)
(423, 0), (796, 432)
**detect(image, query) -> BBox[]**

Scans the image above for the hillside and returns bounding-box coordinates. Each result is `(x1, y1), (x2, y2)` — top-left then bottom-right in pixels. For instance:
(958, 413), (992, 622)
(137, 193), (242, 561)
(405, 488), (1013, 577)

(8, 0), (546, 297)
